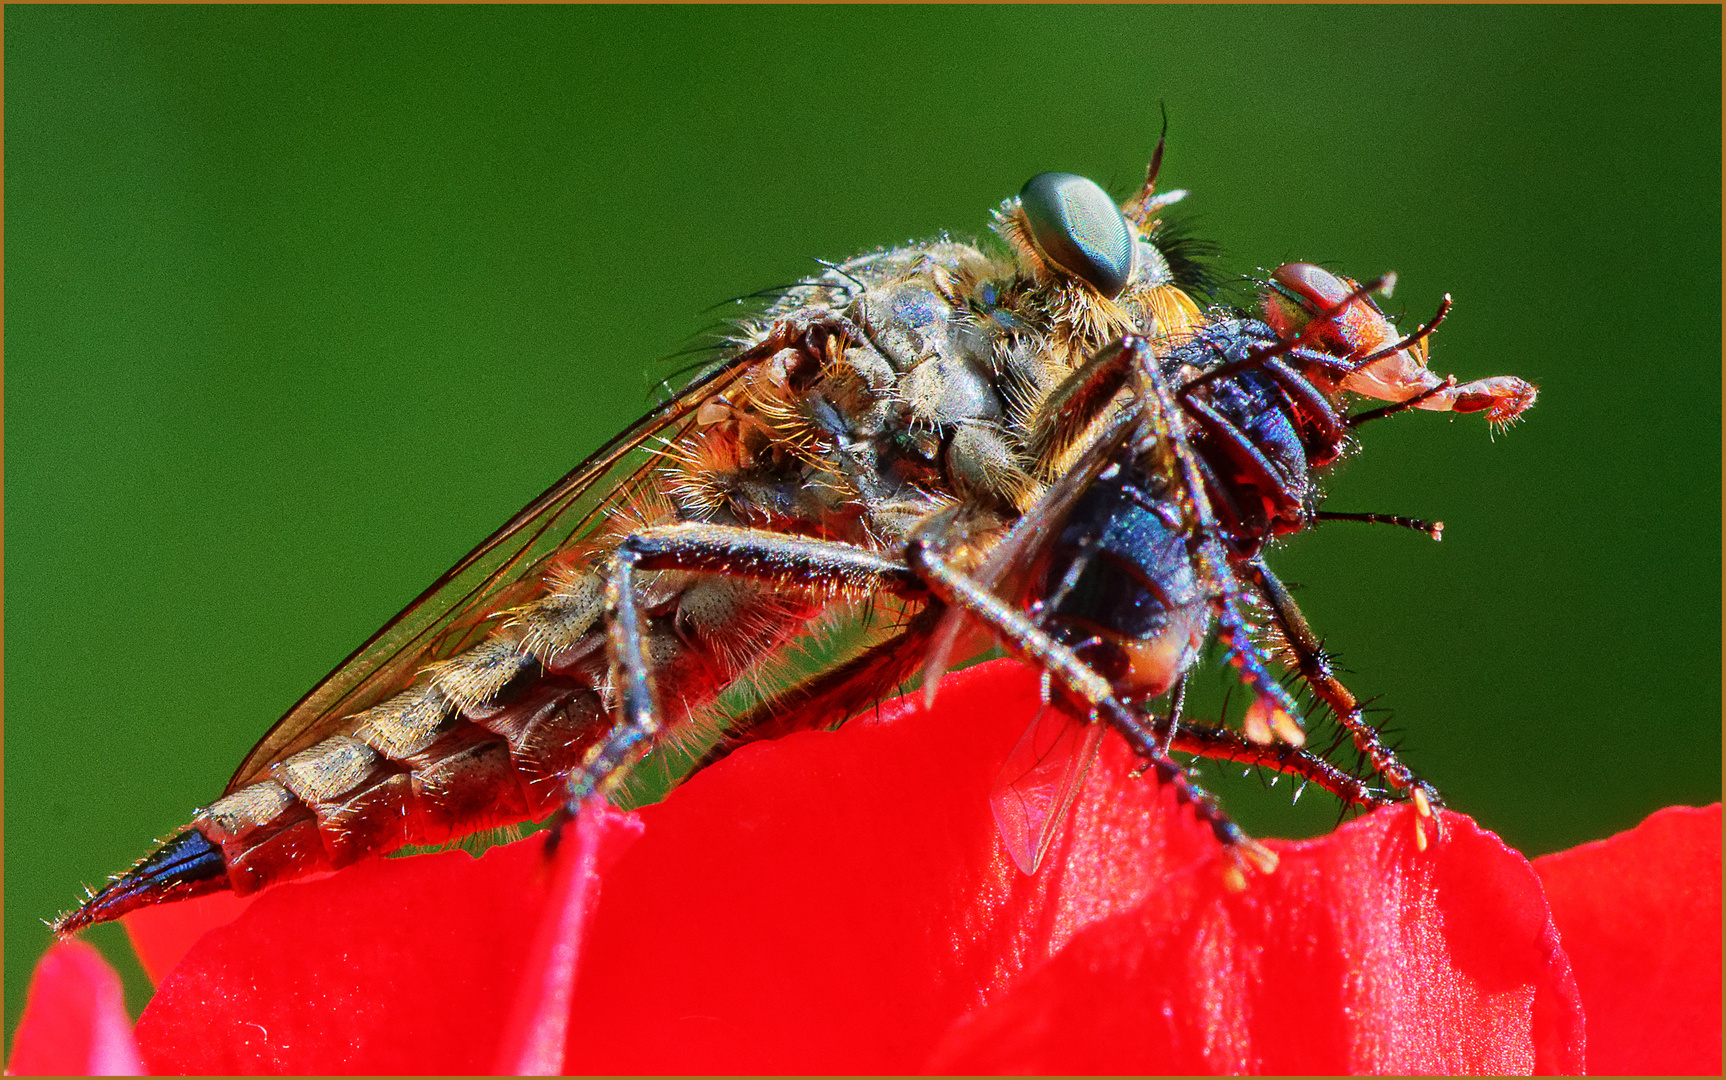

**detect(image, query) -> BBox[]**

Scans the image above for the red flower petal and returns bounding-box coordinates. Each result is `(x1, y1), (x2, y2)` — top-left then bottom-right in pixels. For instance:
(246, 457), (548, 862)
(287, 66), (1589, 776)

(926, 807), (1585, 1074)
(494, 802), (643, 1075)
(559, 659), (1582, 1074)
(122, 890), (257, 984)
(1533, 803), (1722, 1075)
(8, 940), (144, 1076)
(560, 658), (1187, 1073)
(132, 807), (640, 1074)
(120, 660), (1593, 1073)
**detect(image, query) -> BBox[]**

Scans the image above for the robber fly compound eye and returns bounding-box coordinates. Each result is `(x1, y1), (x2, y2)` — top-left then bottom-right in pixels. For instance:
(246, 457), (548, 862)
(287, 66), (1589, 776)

(1018, 172), (1135, 299)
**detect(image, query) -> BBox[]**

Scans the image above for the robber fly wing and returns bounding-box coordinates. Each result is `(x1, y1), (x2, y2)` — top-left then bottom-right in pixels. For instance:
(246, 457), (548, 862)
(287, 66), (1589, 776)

(990, 695), (1106, 874)
(225, 355), (756, 793)
(922, 409), (1137, 696)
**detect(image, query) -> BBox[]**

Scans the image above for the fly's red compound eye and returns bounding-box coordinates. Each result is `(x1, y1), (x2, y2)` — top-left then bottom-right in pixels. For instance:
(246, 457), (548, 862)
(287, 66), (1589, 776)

(1262, 261), (1388, 352)
(1019, 172), (1134, 299)
(1269, 262), (1352, 312)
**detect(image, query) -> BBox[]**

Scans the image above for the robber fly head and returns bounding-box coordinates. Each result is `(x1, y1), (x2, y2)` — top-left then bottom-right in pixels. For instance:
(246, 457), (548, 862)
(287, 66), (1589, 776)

(978, 168), (1205, 376)
(999, 171), (1186, 298)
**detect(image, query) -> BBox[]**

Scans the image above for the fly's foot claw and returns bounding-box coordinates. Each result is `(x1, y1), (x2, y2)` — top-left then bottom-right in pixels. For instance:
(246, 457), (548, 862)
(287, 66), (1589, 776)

(1408, 782), (1444, 851)
(1411, 783), (1433, 818)
(1222, 836), (1279, 892)
(1243, 695), (1305, 747)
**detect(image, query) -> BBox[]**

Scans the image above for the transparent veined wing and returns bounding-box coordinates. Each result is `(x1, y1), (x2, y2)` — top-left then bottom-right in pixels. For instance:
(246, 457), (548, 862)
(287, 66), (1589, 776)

(225, 350), (760, 793)
(990, 694), (1106, 874)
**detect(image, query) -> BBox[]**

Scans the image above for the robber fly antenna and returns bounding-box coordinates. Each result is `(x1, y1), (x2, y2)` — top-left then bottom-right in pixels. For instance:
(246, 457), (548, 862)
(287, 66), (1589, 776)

(1124, 102), (1188, 225)
(1147, 101), (1169, 193)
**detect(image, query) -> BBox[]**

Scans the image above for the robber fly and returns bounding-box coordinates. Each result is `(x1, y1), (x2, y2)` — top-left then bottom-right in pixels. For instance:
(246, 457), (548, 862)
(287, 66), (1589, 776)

(55, 139), (1535, 934)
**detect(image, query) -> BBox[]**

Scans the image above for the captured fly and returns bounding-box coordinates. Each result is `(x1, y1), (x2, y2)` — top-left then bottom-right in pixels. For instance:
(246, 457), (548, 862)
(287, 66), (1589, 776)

(56, 139), (1535, 933)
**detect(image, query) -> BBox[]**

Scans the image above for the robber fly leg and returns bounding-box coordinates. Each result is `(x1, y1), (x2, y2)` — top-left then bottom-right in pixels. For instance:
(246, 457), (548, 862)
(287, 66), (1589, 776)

(565, 542), (662, 806)
(1241, 556), (1443, 838)
(564, 523), (927, 809)
(1159, 672), (1188, 753)
(611, 523), (921, 594)
(1025, 337), (1140, 469)
(904, 537), (1277, 882)
(1132, 672), (1188, 771)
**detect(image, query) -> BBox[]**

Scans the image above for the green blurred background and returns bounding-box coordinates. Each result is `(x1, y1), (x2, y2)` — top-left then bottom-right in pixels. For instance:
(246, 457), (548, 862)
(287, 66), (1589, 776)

(6, 6), (1719, 1035)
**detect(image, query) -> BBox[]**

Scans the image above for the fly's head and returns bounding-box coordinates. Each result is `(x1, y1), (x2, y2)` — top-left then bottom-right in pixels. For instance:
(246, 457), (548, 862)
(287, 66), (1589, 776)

(1262, 262), (1538, 429)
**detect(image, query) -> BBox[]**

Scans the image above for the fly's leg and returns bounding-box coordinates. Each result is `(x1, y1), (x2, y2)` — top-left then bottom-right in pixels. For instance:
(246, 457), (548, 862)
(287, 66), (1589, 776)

(904, 534), (1279, 885)
(1242, 557), (1443, 845)
(1345, 375), (1457, 427)
(1181, 275), (1394, 394)
(1258, 358), (1349, 451)
(1352, 293), (1453, 366)
(565, 523), (925, 806)
(1158, 671), (1189, 754)
(1180, 353), (1354, 539)
(1182, 396), (1304, 523)
(1199, 583), (1306, 745)
(1169, 722), (1388, 811)
(1126, 670), (1184, 768)
(1313, 511), (1444, 541)
(1126, 337), (1309, 747)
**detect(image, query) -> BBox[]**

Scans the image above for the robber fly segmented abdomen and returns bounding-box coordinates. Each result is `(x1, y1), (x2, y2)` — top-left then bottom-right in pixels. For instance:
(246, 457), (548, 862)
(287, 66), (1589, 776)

(56, 140), (1535, 934)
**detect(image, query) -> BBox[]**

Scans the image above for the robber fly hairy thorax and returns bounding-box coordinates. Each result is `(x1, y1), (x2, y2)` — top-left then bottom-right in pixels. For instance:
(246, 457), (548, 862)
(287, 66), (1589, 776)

(55, 136), (1536, 934)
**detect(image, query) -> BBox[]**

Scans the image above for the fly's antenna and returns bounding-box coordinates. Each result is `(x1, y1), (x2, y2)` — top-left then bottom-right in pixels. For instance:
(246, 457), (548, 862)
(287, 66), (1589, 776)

(1313, 511), (1444, 542)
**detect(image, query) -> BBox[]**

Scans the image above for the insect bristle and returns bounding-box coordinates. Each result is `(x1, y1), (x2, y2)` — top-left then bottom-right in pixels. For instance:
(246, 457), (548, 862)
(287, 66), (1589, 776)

(1152, 214), (1225, 300)
(395, 821), (529, 861)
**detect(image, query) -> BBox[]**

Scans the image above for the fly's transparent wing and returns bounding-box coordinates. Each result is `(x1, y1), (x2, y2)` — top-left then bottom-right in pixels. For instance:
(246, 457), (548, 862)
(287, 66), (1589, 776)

(226, 354), (757, 793)
(990, 697), (1106, 874)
